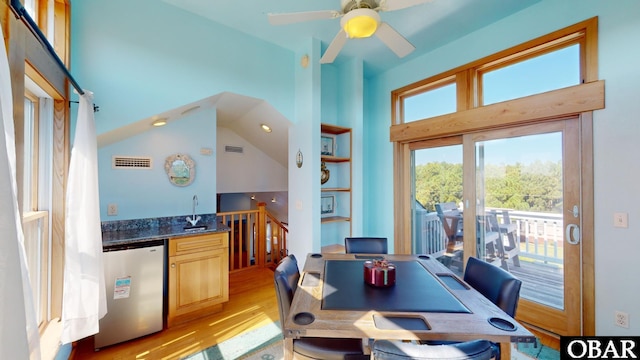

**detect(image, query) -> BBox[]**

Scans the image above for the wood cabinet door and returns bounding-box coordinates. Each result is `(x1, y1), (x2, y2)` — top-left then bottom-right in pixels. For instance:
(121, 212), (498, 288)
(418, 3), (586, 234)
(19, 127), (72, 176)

(168, 244), (229, 326)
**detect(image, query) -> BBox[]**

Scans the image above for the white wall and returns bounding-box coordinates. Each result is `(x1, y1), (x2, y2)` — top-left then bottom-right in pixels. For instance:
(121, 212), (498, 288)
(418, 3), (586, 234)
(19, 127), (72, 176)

(364, 0), (640, 335)
(216, 127), (287, 193)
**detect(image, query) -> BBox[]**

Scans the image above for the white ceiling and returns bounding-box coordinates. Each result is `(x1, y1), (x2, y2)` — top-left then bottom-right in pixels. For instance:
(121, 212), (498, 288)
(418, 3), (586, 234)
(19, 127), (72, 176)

(103, 0), (540, 168)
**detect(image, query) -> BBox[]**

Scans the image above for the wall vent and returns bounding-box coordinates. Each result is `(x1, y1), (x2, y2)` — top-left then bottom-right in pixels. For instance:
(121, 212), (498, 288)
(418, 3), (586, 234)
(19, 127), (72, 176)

(225, 145), (244, 154)
(112, 156), (152, 169)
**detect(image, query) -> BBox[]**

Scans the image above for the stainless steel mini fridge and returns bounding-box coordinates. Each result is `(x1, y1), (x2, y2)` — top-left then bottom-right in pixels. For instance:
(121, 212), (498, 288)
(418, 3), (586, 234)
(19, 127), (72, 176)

(95, 239), (165, 349)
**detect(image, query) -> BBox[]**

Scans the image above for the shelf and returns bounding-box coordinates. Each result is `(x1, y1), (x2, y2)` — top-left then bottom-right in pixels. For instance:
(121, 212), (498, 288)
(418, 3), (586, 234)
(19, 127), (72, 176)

(321, 155), (350, 163)
(321, 216), (351, 224)
(321, 187), (350, 192)
(321, 123), (351, 135)
(321, 123), (352, 247)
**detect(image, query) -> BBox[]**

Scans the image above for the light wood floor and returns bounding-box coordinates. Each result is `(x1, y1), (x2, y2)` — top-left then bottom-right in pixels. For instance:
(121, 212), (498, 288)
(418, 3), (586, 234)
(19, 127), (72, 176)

(71, 266), (278, 359)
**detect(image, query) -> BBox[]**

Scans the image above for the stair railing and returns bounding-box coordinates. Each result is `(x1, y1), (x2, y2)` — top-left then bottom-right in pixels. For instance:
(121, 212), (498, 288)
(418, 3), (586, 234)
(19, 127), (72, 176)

(217, 202), (288, 272)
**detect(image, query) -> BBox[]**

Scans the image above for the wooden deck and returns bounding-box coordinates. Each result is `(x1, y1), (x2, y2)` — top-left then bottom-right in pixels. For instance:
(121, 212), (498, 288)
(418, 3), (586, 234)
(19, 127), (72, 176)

(440, 255), (564, 310)
(510, 259), (563, 309)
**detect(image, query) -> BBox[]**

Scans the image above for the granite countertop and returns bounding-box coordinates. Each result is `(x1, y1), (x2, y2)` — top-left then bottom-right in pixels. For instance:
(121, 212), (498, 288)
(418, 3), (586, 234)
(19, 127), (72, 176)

(102, 214), (230, 248)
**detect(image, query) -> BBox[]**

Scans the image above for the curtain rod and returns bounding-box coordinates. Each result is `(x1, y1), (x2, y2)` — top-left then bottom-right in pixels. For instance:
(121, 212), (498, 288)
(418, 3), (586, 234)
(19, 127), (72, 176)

(9, 0), (99, 112)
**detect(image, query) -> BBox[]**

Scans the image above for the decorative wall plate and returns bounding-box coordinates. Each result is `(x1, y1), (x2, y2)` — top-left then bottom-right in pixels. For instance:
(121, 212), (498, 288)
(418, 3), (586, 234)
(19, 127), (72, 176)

(165, 153), (195, 186)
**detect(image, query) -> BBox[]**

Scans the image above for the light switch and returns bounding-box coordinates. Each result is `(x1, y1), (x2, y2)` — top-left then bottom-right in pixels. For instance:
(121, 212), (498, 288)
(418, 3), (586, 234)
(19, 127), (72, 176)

(614, 212), (628, 228)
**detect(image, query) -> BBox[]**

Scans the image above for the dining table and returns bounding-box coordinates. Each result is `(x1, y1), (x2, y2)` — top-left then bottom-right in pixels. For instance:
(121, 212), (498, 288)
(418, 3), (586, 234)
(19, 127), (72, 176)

(282, 252), (536, 359)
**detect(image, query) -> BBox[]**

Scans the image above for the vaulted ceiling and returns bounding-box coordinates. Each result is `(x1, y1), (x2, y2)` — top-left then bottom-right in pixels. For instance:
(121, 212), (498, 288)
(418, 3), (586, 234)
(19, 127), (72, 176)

(103, 0), (540, 168)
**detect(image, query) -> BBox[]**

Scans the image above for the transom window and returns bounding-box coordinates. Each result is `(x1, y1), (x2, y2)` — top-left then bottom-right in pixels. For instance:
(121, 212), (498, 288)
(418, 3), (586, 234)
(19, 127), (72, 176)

(479, 44), (581, 106)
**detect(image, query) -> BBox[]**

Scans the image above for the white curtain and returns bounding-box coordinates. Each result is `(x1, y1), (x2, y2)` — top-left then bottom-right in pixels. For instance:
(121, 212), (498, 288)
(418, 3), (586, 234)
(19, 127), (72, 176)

(0, 26), (41, 359)
(61, 90), (107, 343)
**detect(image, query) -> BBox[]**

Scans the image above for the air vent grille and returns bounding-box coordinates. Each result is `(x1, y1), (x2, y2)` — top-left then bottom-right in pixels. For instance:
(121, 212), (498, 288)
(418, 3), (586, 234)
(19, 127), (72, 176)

(225, 145), (244, 154)
(112, 156), (152, 169)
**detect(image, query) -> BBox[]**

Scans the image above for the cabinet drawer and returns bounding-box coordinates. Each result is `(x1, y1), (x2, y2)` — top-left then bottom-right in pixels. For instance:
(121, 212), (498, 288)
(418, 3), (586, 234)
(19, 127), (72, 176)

(169, 232), (229, 257)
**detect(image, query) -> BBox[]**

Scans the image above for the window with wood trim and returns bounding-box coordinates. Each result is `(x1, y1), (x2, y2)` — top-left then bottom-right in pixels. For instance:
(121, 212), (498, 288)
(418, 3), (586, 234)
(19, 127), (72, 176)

(392, 18), (598, 132)
(391, 17), (601, 340)
(23, 86), (53, 329)
(19, 0), (70, 65)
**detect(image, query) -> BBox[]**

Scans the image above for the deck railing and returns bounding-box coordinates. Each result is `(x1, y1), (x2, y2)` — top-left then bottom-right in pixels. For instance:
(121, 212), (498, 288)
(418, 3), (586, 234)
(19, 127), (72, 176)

(497, 210), (563, 265)
(217, 202), (288, 272)
(418, 209), (563, 265)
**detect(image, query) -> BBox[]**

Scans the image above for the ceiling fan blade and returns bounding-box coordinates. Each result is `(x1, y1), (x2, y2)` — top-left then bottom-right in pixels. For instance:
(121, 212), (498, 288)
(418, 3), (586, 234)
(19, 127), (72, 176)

(378, 0), (432, 12)
(267, 10), (341, 25)
(320, 29), (348, 64)
(375, 22), (415, 58)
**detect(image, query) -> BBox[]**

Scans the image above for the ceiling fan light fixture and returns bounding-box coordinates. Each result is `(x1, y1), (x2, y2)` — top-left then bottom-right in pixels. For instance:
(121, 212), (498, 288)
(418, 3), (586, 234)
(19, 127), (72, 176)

(341, 8), (380, 38)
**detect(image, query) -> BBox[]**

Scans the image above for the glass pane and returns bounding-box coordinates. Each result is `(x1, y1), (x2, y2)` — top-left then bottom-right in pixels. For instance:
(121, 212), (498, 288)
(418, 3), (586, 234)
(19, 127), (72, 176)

(483, 44), (580, 105)
(23, 218), (43, 325)
(404, 83), (457, 122)
(23, 0), (36, 18)
(475, 132), (564, 309)
(411, 145), (463, 276)
(23, 97), (34, 211)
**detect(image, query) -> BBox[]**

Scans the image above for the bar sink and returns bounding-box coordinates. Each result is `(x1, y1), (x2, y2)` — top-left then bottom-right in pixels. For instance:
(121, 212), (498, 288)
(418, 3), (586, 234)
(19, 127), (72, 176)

(183, 225), (208, 232)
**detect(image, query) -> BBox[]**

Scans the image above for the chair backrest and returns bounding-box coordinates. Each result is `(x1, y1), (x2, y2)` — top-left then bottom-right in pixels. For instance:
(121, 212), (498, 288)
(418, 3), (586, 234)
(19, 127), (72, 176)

(273, 254), (300, 329)
(463, 256), (522, 317)
(435, 202), (461, 217)
(372, 339), (493, 360)
(344, 237), (388, 254)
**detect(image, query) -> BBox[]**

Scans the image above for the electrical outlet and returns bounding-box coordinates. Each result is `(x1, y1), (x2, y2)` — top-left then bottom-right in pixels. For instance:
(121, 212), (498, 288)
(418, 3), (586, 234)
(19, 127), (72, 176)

(615, 311), (629, 328)
(107, 203), (118, 216)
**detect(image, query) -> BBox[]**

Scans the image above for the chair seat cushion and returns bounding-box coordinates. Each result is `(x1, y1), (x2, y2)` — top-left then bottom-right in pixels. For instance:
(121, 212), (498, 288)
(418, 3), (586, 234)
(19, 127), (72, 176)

(294, 337), (364, 360)
(373, 339), (493, 360)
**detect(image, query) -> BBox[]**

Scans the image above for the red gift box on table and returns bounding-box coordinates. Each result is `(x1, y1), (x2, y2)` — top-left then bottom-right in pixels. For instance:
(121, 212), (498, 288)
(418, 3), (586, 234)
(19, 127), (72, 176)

(363, 259), (396, 287)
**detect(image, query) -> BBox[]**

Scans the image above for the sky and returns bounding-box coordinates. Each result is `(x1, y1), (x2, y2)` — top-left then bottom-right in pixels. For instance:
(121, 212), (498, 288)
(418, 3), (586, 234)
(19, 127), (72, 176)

(407, 44), (578, 166)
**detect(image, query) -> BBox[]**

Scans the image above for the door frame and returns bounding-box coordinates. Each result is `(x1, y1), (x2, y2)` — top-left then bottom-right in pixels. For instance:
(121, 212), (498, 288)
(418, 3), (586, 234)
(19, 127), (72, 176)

(465, 118), (584, 337)
(393, 86), (599, 344)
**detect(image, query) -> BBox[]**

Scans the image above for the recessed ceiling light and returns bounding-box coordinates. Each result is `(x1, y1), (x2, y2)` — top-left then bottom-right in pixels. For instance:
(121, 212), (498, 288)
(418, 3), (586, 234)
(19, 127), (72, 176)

(261, 124), (272, 133)
(152, 118), (167, 127)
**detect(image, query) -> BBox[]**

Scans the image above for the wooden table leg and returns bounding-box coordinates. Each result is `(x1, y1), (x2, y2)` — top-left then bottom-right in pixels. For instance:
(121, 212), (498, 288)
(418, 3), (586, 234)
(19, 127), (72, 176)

(501, 341), (512, 359)
(283, 338), (294, 360)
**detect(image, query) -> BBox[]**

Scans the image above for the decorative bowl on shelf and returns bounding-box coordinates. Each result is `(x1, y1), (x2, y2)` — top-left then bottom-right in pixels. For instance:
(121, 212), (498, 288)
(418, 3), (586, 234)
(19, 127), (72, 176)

(363, 259), (396, 287)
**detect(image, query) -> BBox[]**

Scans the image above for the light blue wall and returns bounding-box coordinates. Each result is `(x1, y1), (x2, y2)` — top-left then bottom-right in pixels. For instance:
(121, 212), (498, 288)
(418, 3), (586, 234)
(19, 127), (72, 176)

(71, 0), (295, 135)
(72, 0), (295, 221)
(363, 0), (640, 335)
(98, 111), (216, 220)
(73, 0), (640, 336)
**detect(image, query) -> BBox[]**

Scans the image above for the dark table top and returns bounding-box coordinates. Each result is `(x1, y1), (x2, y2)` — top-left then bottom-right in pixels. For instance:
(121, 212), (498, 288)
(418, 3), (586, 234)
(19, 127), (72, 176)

(322, 259), (470, 313)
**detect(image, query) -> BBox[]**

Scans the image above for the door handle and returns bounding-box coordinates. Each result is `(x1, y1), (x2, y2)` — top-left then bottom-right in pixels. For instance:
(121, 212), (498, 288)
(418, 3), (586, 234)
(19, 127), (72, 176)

(565, 223), (580, 245)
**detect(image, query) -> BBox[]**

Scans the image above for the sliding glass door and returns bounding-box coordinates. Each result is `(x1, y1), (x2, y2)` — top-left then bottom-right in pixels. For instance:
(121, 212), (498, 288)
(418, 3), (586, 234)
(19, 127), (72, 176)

(470, 119), (582, 335)
(410, 119), (582, 336)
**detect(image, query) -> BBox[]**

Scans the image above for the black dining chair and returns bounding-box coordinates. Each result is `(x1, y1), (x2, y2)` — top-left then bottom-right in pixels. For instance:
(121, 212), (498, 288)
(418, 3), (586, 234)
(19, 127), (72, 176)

(464, 256), (522, 359)
(372, 339), (493, 360)
(425, 256), (522, 359)
(464, 256), (522, 317)
(274, 254), (367, 360)
(344, 237), (388, 254)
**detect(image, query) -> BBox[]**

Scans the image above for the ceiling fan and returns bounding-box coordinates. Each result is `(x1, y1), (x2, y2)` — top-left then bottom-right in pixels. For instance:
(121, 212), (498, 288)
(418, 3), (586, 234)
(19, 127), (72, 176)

(267, 0), (432, 64)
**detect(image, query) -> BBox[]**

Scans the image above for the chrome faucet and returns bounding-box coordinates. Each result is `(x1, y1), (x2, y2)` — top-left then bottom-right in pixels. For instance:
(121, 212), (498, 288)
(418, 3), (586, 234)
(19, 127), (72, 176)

(186, 195), (201, 226)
